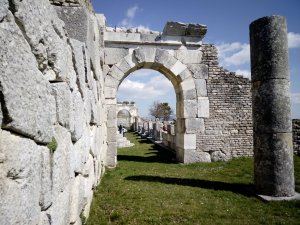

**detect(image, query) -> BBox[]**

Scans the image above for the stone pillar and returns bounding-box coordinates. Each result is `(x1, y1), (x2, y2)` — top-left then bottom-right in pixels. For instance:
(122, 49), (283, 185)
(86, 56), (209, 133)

(250, 16), (295, 197)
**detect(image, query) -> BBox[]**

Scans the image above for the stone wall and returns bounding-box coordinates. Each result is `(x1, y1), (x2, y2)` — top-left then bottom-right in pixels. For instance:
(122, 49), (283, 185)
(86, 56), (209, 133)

(293, 119), (300, 155)
(197, 44), (253, 161)
(49, 0), (94, 13)
(0, 0), (107, 224)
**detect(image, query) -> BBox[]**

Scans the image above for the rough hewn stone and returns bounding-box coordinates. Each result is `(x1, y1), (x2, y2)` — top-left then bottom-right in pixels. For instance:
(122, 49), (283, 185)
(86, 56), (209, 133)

(105, 48), (128, 65)
(187, 64), (208, 79)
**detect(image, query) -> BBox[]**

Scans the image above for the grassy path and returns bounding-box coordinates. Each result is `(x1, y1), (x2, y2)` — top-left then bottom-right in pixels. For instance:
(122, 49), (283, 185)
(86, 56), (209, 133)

(87, 132), (300, 225)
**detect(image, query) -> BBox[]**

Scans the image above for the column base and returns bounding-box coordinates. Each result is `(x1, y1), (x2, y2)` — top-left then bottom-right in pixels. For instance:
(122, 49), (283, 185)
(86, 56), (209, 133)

(257, 192), (300, 201)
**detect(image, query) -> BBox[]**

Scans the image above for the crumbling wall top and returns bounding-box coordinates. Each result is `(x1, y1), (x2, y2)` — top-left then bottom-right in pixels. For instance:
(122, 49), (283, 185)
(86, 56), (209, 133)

(49, 0), (94, 13)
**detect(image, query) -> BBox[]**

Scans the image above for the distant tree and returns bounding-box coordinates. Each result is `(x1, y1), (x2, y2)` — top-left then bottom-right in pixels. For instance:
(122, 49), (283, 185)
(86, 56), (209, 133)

(149, 101), (173, 121)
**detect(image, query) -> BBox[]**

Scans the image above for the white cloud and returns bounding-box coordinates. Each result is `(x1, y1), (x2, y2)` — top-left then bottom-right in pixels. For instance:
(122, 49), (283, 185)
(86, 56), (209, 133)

(235, 69), (251, 79)
(291, 93), (300, 104)
(288, 32), (300, 48)
(127, 5), (138, 19)
(216, 42), (250, 66)
(118, 75), (173, 100)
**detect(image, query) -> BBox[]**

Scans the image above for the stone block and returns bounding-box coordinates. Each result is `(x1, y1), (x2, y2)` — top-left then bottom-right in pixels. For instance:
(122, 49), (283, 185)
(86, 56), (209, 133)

(124, 53), (139, 69)
(51, 82), (75, 133)
(71, 89), (85, 141)
(170, 60), (187, 76)
(103, 64), (110, 78)
(0, 12), (55, 143)
(194, 79), (207, 97)
(178, 68), (193, 82)
(104, 32), (141, 43)
(107, 127), (117, 142)
(105, 75), (120, 88)
(185, 118), (205, 134)
(116, 58), (131, 74)
(0, 130), (42, 225)
(155, 49), (177, 69)
(106, 142), (117, 167)
(163, 21), (187, 36)
(186, 23), (207, 38)
(198, 97), (209, 118)
(107, 105), (117, 120)
(183, 100), (198, 118)
(141, 33), (159, 42)
(52, 126), (74, 200)
(107, 65), (124, 81)
(104, 47), (128, 65)
(175, 50), (202, 64)
(252, 79), (292, 133)
(180, 77), (196, 92)
(211, 151), (230, 162)
(176, 133), (196, 149)
(105, 87), (117, 99)
(188, 64), (208, 79)
(134, 47), (156, 63)
(185, 150), (211, 163)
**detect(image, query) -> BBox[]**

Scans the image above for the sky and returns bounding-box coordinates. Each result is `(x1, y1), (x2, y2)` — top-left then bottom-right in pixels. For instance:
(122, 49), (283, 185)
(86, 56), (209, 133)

(92, 0), (300, 118)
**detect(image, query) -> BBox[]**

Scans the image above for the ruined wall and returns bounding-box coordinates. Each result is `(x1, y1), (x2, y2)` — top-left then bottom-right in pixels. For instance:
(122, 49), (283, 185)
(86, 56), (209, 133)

(293, 119), (300, 155)
(0, 0), (107, 224)
(197, 44), (253, 161)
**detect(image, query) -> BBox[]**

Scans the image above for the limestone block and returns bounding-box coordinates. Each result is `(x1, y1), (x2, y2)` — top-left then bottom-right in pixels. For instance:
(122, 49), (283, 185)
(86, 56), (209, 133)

(106, 142), (117, 167)
(83, 154), (96, 189)
(175, 50), (202, 64)
(0, 0), (8, 20)
(52, 126), (74, 200)
(116, 58), (131, 74)
(211, 151), (230, 162)
(0, 13), (55, 143)
(124, 53), (139, 68)
(71, 89), (85, 141)
(194, 79), (207, 97)
(51, 82), (75, 133)
(70, 175), (87, 224)
(163, 21), (187, 36)
(104, 32), (141, 43)
(155, 49), (177, 69)
(96, 14), (106, 27)
(84, 47), (93, 89)
(103, 64), (110, 78)
(185, 150), (211, 163)
(107, 65), (124, 81)
(0, 130), (42, 225)
(105, 86), (117, 99)
(134, 47), (156, 63)
(170, 60), (187, 76)
(176, 133), (196, 149)
(84, 92), (92, 125)
(141, 33), (159, 42)
(55, 6), (88, 43)
(185, 118), (205, 134)
(186, 23), (207, 37)
(73, 126), (91, 174)
(38, 212), (51, 225)
(40, 147), (53, 211)
(107, 127), (117, 142)
(182, 89), (197, 100)
(47, 183), (72, 225)
(198, 97), (209, 118)
(105, 48), (129, 65)
(183, 100), (198, 118)
(178, 68), (193, 81)
(252, 79), (292, 133)
(180, 77), (196, 92)
(105, 75), (120, 88)
(70, 39), (88, 99)
(188, 64), (208, 79)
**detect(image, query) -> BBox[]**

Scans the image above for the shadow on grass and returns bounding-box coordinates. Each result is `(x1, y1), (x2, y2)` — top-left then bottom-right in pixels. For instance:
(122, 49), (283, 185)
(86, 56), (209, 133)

(124, 175), (255, 197)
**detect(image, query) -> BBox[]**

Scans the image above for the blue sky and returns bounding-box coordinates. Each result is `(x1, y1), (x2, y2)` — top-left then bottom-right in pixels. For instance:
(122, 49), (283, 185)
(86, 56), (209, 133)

(92, 0), (300, 118)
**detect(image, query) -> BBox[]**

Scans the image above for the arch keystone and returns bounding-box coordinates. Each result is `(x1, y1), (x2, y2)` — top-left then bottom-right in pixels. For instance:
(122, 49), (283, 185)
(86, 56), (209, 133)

(134, 47), (156, 63)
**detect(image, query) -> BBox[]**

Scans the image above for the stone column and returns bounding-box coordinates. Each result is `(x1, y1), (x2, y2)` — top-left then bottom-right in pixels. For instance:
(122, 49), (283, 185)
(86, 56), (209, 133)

(250, 16), (295, 197)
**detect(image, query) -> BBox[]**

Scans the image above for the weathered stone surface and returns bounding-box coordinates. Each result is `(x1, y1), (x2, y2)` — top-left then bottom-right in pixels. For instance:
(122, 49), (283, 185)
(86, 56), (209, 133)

(177, 133), (196, 149)
(178, 68), (193, 81)
(198, 97), (209, 118)
(163, 21), (207, 38)
(105, 48), (128, 65)
(107, 65), (124, 81)
(106, 142), (117, 167)
(185, 118), (205, 134)
(70, 175), (87, 223)
(105, 32), (141, 43)
(187, 64), (208, 79)
(52, 126), (74, 200)
(0, 130), (41, 225)
(72, 89), (85, 141)
(175, 50), (202, 64)
(183, 100), (198, 118)
(184, 150), (211, 163)
(40, 146), (52, 211)
(170, 60), (187, 76)
(252, 79), (292, 133)
(254, 133), (294, 196)
(134, 47), (156, 63)
(116, 58), (131, 74)
(55, 6), (89, 43)
(0, 0), (8, 20)
(51, 82), (75, 132)
(107, 127), (117, 142)
(105, 75), (120, 88)
(211, 151), (230, 162)
(0, 12), (55, 143)
(194, 79), (207, 97)
(155, 49), (177, 69)
(250, 16), (289, 82)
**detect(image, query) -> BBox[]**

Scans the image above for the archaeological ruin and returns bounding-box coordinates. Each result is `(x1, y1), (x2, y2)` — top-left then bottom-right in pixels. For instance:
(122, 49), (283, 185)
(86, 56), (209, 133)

(0, 0), (298, 224)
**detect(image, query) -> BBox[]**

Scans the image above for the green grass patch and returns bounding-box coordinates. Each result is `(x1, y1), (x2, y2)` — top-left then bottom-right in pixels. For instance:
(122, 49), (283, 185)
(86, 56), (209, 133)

(87, 132), (300, 225)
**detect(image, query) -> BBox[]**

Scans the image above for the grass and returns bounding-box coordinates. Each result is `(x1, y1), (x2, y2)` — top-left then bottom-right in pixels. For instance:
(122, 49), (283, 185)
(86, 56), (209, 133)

(87, 132), (300, 225)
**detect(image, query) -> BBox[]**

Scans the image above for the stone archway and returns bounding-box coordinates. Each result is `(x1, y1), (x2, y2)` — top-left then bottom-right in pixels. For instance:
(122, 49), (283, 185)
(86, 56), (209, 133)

(116, 102), (139, 128)
(104, 23), (209, 167)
